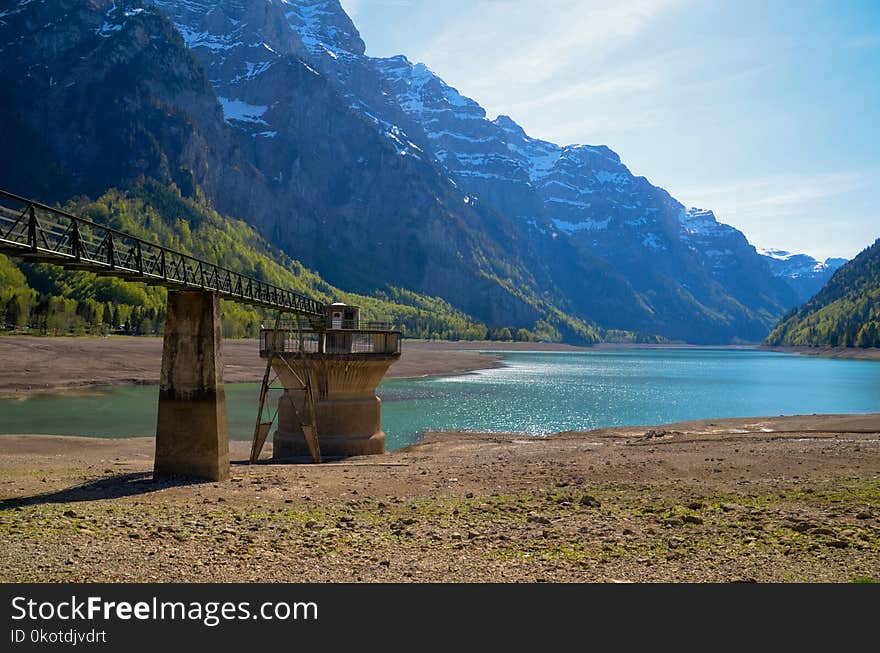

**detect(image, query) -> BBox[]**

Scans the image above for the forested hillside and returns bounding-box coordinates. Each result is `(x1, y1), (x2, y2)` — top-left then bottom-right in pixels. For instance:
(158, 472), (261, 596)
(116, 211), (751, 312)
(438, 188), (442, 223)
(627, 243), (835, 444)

(766, 239), (880, 347)
(1, 183), (543, 341)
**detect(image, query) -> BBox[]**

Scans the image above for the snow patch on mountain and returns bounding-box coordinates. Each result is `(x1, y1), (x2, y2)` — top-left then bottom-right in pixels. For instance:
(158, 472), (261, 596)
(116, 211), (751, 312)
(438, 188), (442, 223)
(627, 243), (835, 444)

(642, 233), (667, 250)
(593, 169), (628, 186)
(680, 208), (738, 237)
(553, 218), (610, 233)
(218, 97), (268, 125)
(759, 248), (797, 261)
(757, 247), (848, 302)
(0, 1), (34, 20)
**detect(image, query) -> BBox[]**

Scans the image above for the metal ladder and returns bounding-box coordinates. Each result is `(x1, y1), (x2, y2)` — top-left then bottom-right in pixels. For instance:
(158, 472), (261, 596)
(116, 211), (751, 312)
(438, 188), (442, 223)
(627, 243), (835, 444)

(249, 313), (321, 463)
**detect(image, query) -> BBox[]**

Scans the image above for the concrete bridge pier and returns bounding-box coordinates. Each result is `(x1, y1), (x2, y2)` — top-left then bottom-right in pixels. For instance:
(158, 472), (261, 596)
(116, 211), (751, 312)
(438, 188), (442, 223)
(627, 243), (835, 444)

(154, 290), (230, 481)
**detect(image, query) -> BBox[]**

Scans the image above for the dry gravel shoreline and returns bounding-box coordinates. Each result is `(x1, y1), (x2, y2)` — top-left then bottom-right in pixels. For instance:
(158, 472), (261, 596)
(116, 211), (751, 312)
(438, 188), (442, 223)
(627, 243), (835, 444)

(1, 414), (878, 583)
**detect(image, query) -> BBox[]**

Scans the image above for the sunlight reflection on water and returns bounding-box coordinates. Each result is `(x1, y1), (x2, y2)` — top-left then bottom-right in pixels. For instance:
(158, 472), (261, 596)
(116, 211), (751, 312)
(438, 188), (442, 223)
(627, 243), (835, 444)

(1, 349), (879, 452)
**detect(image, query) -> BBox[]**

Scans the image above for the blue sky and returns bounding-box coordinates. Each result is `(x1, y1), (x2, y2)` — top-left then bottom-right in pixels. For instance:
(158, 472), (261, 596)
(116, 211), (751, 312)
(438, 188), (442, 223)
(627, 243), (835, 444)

(340, 0), (879, 260)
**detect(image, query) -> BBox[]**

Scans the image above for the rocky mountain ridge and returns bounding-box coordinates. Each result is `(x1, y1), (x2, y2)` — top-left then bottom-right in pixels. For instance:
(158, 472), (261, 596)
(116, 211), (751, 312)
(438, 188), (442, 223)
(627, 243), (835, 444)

(0, 0), (830, 343)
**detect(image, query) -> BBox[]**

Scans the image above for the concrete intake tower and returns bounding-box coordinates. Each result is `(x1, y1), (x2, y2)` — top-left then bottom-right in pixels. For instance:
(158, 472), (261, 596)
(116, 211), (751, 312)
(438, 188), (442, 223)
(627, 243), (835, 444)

(254, 303), (401, 461)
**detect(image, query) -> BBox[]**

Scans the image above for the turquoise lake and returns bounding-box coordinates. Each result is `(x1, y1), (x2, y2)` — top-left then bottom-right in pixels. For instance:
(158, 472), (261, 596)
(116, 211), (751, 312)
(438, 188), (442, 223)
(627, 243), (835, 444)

(1, 349), (879, 450)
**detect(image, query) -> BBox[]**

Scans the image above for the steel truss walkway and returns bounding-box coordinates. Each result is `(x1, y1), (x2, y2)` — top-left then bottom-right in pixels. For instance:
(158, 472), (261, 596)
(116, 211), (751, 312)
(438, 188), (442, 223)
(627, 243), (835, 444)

(0, 188), (403, 479)
(0, 189), (323, 317)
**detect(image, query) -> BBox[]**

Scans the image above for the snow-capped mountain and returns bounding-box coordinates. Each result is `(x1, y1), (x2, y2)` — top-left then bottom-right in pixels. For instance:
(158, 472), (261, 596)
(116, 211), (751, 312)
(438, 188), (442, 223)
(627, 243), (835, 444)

(126, 0), (809, 340)
(368, 50), (800, 339)
(759, 249), (848, 302)
(0, 0), (811, 342)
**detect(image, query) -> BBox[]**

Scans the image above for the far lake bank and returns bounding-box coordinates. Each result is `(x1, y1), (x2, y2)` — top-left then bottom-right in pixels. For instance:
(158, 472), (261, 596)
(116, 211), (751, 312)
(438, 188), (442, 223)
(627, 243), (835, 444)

(760, 345), (880, 361)
(0, 336), (526, 396)
(0, 336), (877, 399)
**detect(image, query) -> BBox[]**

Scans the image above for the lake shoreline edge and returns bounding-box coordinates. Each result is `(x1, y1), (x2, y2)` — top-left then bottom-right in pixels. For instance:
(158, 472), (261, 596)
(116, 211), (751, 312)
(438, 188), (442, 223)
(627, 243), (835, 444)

(3, 337), (878, 399)
(759, 344), (880, 361)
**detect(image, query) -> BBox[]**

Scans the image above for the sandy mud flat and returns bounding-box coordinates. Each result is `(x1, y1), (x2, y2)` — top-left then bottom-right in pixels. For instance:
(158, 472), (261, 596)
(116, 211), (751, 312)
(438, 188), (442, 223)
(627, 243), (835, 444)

(0, 337), (592, 395)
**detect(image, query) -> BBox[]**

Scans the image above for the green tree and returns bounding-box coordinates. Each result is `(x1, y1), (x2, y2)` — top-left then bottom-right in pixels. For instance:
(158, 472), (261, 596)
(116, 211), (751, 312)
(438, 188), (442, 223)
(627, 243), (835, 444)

(515, 328), (533, 342)
(4, 295), (22, 328)
(856, 322), (878, 348)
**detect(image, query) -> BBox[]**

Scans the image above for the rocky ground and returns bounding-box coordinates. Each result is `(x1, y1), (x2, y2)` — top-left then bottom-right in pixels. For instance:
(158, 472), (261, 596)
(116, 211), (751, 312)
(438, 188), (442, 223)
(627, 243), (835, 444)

(1, 414), (878, 582)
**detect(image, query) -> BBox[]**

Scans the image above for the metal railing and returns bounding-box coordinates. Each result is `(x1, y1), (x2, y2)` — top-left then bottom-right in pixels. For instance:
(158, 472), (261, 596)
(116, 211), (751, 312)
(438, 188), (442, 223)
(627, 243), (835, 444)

(0, 189), (324, 316)
(275, 316), (398, 331)
(323, 319), (397, 331)
(260, 328), (401, 357)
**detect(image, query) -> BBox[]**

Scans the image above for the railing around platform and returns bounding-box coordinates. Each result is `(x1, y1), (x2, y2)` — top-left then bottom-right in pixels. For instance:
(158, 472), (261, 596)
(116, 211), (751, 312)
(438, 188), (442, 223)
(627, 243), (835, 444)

(259, 328), (401, 357)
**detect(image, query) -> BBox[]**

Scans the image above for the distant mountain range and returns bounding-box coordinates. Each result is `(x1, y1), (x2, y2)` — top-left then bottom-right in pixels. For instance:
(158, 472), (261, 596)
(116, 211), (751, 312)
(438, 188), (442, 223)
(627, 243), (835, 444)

(758, 249), (848, 303)
(0, 0), (854, 343)
(766, 239), (880, 348)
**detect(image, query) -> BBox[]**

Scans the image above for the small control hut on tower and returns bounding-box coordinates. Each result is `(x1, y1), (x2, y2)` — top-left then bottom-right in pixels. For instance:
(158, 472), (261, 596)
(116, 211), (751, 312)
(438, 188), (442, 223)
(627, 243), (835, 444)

(250, 302), (401, 462)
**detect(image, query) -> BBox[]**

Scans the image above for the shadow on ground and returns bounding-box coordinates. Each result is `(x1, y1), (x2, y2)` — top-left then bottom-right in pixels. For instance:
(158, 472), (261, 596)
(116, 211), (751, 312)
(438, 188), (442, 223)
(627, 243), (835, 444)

(0, 458), (334, 510)
(0, 473), (208, 509)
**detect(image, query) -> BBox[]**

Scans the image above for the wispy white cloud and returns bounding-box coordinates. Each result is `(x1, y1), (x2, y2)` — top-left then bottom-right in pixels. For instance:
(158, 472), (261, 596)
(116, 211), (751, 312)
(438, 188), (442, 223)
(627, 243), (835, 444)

(532, 108), (667, 145)
(397, 0), (783, 147)
(502, 71), (661, 114)
(340, 0), (413, 19)
(678, 171), (873, 218)
(674, 171), (879, 258)
(413, 0), (686, 96)
(394, 0), (690, 146)
(471, 0), (682, 85)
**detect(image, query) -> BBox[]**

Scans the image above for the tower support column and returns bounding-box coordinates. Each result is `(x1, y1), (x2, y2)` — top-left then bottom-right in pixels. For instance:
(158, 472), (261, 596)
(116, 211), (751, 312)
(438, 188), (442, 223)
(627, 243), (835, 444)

(154, 290), (230, 481)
